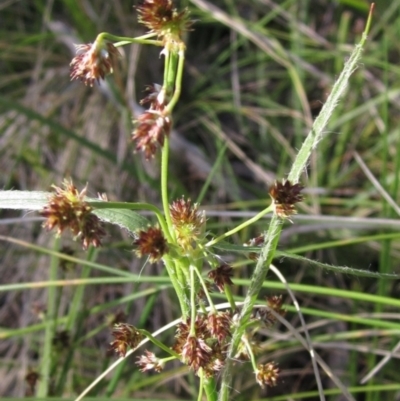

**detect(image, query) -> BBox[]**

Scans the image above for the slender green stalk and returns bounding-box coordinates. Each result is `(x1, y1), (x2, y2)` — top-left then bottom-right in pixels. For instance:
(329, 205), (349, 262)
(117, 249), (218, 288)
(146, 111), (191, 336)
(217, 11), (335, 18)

(161, 136), (176, 241)
(165, 45), (185, 114)
(98, 32), (162, 47)
(189, 264), (197, 335)
(140, 329), (180, 358)
(223, 285), (237, 312)
(193, 265), (216, 313)
(163, 254), (189, 317)
(165, 51), (179, 97)
(206, 204), (273, 247)
(36, 238), (60, 397)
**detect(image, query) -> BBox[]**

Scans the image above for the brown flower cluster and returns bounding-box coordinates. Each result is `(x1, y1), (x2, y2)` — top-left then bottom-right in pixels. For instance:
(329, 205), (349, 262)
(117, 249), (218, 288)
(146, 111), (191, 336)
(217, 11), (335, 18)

(269, 180), (304, 219)
(132, 111), (172, 159)
(134, 226), (169, 263)
(25, 370), (40, 396)
(208, 264), (234, 292)
(70, 41), (120, 86)
(254, 295), (286, 327)
(173, 312), (231, 376)
(136, 0), (193, 50)
(40, 179), (105, 249)
(255, 362), (280, 388)
(109, 323), (144, 357)
(169, 197), (206, 252)
(136, 350), (164, 372)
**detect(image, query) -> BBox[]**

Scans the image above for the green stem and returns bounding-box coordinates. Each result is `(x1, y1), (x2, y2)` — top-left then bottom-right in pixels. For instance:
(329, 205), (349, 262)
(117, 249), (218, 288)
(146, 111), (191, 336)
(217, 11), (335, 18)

(223, 285), (237, 312)
(160, 136), (176, 241)
(165, 51), (179, 98)
(140, 329), (180, 359)
(206, 205), (273, 247)
(165, 44), (185, 114)
(203, 377), (218, 401)
(189, 264), (197, 335)
(97, 32), (162, 47)
(193, 265), (216, 313)
(198, 371), (205, 401)
(163, 254), (189, 317)
(242, 335), (258, 371)
(36, 237), (60, 397)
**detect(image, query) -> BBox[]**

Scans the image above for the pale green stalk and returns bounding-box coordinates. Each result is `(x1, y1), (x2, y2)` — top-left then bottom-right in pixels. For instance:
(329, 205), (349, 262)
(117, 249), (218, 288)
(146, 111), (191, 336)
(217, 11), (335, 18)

(206, 205), (273, 247)
(140, 329), (180, 358)
(218, 5), (375, 401)
(36, 238), (60, 397)
(98, 32), (162, 47)
(193, 265), (216, 313)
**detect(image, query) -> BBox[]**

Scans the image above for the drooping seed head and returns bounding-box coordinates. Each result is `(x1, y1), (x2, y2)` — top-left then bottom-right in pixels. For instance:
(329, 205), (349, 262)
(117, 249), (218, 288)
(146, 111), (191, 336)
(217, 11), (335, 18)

(70, 40), (120, 86)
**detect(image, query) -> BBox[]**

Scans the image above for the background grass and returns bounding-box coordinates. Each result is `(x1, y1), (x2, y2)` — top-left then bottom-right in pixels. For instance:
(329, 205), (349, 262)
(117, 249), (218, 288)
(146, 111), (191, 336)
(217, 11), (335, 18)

(1, 0), (400, 400)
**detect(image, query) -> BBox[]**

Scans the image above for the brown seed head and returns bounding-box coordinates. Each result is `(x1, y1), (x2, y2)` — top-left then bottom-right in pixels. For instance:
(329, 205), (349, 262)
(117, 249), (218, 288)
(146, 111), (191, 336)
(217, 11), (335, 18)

(208, 264), (234, 292)
(52, 329), (70, 349)
(136, 0), (193, 49)
(173, 314), (230, 376)
(40, 179), (105, 249)
(70, 41), (120, 86)
(269, 180), (304, 219)
(206, 311), (232, 343)
(132, 111), (172, 159)
(110, 323), (144, 357)
(136, 350), (164, 372)
(255, 362), (280, 388)
(169, 197), (206, 252)
(25, 370), (40, 395)
(182, 335), (212, 372)
(255, 295), (286, 326)
(134, 226), (168, 263)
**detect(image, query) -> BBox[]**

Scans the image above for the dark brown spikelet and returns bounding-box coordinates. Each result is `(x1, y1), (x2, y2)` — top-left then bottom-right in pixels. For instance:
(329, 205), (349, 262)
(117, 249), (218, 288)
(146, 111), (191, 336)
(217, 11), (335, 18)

(269, 180), (304, 219)
(136, 350), (164, 372)
(40, 179), (106, 249)
(182, 335), (212, 372)
(70, 41), (120, 86)
(52, 329), (70, 350)
(255, 295), (286, 326)
(255, 362), (280, 388)
(25, 370), (40, 396)
(208, 264), (234, 292)
(206, 311), (232, 343)
(110, 323), (144, 357)
(136, 0), (193, 43)
(132, 111), (171, 159)
(134, 226), (168, 263)
(173, 314), (230, 376)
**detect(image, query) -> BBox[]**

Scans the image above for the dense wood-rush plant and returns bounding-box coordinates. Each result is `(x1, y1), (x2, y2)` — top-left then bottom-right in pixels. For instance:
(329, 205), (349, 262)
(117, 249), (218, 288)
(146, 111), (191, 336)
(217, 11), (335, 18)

(1, 1), (387, 400)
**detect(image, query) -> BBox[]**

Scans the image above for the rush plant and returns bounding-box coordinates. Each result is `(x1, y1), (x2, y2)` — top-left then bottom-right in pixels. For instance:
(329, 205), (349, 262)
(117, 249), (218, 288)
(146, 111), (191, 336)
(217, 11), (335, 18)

(0, 2), (386, 401)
